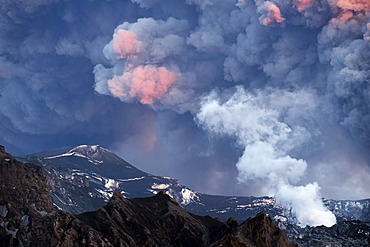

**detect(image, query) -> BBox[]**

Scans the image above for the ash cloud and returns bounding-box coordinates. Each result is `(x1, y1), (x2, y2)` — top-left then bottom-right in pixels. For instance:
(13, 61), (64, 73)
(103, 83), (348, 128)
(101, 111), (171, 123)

(94, 17), (188, 106)
(93, 0), (369, 226)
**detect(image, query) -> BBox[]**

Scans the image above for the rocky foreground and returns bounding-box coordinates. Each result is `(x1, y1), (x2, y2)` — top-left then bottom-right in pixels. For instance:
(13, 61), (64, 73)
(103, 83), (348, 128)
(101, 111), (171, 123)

(0, 146), (296, 247)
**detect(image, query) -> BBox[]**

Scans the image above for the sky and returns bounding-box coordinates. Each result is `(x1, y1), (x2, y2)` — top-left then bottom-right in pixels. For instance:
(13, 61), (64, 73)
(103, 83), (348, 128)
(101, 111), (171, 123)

(0, 0), (369, 226)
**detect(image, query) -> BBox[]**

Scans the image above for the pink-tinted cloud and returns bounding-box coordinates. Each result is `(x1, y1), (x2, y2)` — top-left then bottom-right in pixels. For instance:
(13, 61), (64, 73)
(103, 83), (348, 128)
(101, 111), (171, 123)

(329, 0), (369, 23)
(334, 0), (370, 12)
(294, 0), (313, 11)
(262, 1), (285, 26)
(330, 10), (355, 23)
(113, 29), (142, 59)
(108, 65), (178, 104)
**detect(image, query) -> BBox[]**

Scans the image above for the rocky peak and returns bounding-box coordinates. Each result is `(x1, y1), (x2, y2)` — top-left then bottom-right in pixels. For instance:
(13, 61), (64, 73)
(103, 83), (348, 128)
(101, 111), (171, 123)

(210, 212), (297, 247)
(105, 189), (127, 208)
(245, 212), (296, 247)
(153, 190), (179, 204)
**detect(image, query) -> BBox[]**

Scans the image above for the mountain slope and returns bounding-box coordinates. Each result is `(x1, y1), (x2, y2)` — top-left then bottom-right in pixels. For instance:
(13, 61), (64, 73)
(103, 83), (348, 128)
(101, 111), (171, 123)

(21, 144), (204, 215)
(0, 146), (297, 246)
(19, 145), (287, 221)
(19, 144), (370, 225)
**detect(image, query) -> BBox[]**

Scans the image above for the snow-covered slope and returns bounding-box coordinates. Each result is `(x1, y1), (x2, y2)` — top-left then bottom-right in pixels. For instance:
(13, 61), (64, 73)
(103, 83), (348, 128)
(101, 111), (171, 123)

(20, 145), (202, 214)
(19, 145), (370, 223)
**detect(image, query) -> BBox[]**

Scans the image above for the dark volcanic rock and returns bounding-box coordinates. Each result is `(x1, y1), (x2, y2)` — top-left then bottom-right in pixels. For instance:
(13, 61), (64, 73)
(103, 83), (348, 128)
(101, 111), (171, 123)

(0, 146), (54, 246)
(212, 212), (297, 247)
(78, 191), (209, 246)
(78, 191), (297, 247)
(0, 146), (297, 247)
(286, 219), (370, 247)
(0, 147), (109, 246)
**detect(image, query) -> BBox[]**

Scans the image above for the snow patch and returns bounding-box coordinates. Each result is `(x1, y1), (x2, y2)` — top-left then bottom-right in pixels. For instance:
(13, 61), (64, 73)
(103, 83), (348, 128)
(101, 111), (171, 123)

(180, 188), (199, 205)
(44, 145), (110, 165)
(119, 176), (145, 182)
(95, 189), (113, 201)
(148, 189), (157, 194)
(105, 178), (119, 189)
(273, 215), (287, 222)
(53, 203), (63, 210)
(151, 183), (170, 190)
(44, 153), (74, 159)
(88, 159), (103, 165)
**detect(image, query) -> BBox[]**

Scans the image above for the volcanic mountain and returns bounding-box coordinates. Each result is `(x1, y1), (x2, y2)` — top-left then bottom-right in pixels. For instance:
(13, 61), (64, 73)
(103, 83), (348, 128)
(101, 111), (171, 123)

(20, 144), (287, 222)
(19, 145), (370, 224)
(0, 145), (297, 246)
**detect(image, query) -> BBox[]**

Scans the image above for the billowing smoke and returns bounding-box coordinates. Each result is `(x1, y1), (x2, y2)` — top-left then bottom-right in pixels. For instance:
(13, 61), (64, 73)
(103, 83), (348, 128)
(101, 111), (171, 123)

(258, 1), (285, 26)
(94, 17), (189, 107)
(196, 87), (336, 226)
(92, 0), (369, 226)
(107, 65), (178, 104)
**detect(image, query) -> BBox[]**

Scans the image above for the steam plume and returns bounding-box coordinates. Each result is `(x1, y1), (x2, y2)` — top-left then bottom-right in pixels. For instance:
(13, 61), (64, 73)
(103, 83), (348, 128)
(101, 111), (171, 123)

(196, 87), (336, 226)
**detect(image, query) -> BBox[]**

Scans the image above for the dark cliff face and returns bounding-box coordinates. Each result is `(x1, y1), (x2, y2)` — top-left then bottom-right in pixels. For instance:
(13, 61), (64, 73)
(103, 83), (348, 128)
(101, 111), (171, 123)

(0, 146), (296, 247)
(211, 212), (297, 247)
(78, 191), (209, 247)
(0, 146), (54, 246)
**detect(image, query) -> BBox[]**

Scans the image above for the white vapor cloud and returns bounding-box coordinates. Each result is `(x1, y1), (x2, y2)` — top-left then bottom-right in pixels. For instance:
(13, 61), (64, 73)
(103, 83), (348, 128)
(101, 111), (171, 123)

(196, 87), (336, 227)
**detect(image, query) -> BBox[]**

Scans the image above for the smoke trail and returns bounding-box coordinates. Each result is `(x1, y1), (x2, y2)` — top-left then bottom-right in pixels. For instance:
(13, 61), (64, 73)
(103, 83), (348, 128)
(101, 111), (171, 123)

(196, 87), (336, 227)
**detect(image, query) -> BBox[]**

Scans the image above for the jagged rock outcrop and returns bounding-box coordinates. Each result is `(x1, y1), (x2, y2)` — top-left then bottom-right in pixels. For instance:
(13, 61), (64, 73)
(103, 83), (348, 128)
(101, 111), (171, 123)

(78, 191), (209, 246)
(211, 212), (297, 247)
(0, 146), (297, 247)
